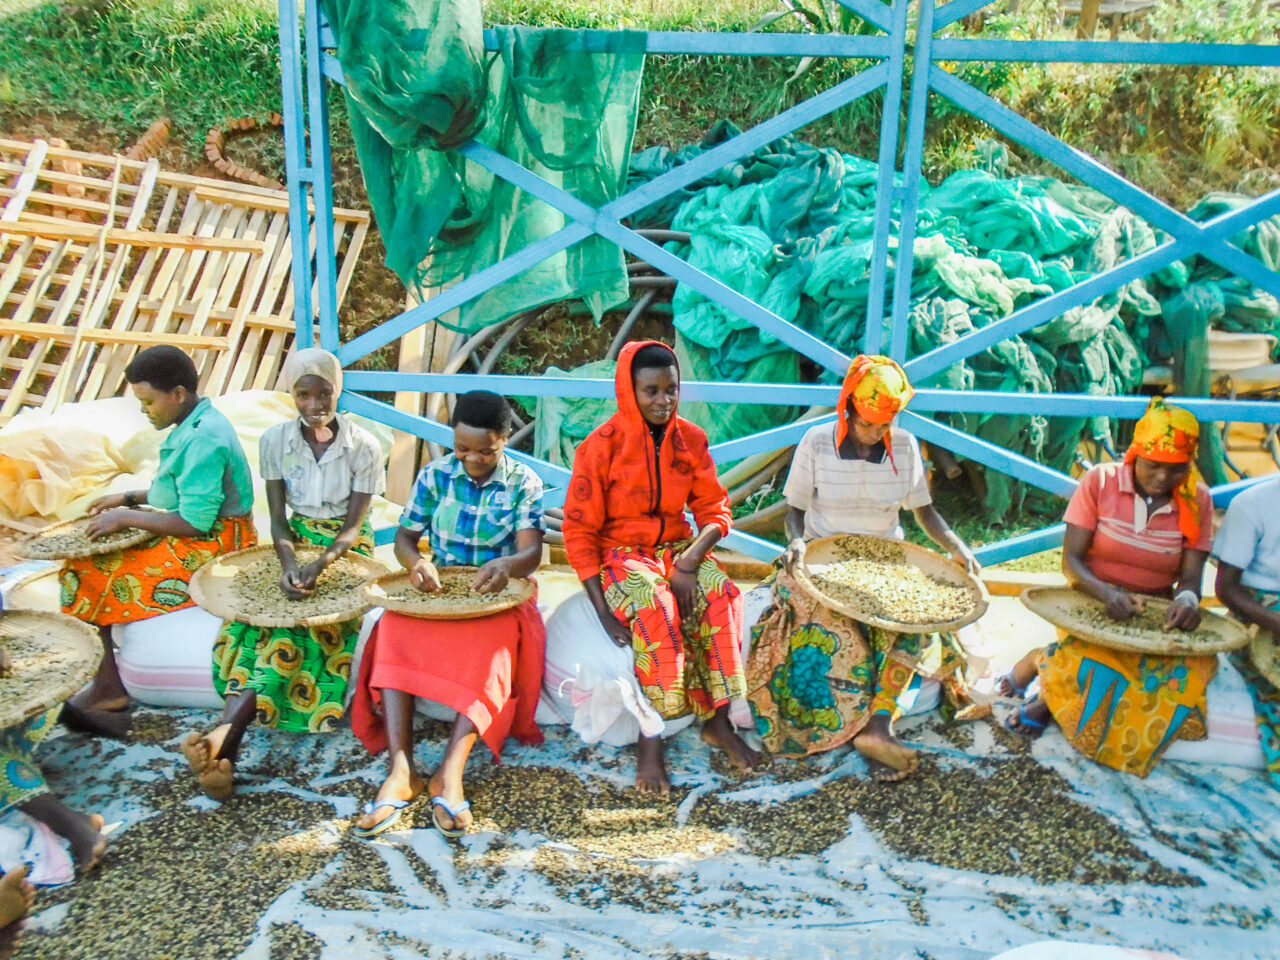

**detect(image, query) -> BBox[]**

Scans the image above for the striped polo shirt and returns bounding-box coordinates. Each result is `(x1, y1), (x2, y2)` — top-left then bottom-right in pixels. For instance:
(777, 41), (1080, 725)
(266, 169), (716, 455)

(784, 421), (931, 540)
(1063, 461), (1213, 594)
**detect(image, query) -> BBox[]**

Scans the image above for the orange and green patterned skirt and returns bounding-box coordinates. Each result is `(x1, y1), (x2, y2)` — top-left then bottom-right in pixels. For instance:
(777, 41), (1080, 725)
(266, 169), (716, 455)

(60, 515), (257, 626)
(212, 514), (373, 734)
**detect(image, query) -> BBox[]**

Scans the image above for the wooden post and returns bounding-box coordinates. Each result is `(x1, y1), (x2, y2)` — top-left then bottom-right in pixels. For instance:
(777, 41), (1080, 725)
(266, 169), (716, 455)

(1076, 0), (1101, 37)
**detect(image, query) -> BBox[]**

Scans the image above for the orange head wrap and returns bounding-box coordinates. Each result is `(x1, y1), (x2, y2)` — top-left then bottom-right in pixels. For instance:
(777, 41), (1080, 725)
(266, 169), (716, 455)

(1124, 396), (1203, 544)
(835, 353), (914, 447)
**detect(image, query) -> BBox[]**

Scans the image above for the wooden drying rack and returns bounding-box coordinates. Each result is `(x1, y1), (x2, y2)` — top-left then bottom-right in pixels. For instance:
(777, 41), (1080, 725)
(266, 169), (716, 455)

(0, 137), (370, 418)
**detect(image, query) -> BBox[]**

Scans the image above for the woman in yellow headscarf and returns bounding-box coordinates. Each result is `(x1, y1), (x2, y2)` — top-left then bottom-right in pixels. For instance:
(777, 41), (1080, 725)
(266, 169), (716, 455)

(1003, 397), (1215, 777)
(744, 356), (981, 781)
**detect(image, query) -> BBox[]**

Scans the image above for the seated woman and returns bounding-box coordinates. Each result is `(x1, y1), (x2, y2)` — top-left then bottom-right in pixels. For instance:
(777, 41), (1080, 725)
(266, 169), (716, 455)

(350, 391), (545, 838)
(1211, 475), (1280, 789)
(182, 348), (385, 800)
(745, 355), (980, 782)
(0, 866), (34, 960)
(562, 341), (762, 795)
(1003, 398), (1214, 777)
(0, 598), (107, 877)
(61, 345), (256, 738)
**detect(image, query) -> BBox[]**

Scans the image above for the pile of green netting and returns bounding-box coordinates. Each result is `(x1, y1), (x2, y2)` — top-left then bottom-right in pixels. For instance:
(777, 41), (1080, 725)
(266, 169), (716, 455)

(535, 124), (1280, 521)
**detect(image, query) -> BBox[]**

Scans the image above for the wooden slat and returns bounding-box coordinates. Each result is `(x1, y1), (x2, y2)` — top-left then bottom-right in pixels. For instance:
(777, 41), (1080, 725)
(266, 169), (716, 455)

(0, 320), (229, 348)
(0, 137), (372, 419)
(0, 220), (266, 253)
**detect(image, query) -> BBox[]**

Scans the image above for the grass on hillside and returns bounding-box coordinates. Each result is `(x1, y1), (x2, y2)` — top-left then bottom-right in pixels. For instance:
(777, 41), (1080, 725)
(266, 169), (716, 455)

(0, 0), (1276, 207)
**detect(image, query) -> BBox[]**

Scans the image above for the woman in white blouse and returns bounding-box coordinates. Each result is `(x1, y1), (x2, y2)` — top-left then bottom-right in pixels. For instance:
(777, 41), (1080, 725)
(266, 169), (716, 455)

(744, 355), (979, 782)
(182, 348), (385, 800)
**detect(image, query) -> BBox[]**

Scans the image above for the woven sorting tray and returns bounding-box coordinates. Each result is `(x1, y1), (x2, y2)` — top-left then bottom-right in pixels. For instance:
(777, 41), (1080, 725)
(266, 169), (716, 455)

(189, 544), (388, 628)
(0, 610), (102, 729)
(1020, 586), (1250, 655)
(15, 511), (157, 560)
(363, 567), (534, 620)
(1248, 629), (1280, 689)
(792, 534), (988, 633)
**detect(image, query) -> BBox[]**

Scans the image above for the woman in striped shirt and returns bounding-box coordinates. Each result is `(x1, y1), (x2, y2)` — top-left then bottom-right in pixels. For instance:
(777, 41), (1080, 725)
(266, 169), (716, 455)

(1003, 398), (1214, 777)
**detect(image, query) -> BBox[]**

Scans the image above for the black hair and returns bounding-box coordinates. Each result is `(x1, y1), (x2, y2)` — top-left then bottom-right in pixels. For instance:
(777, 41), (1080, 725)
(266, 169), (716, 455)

(630, 342), (678, 377)
(452, 390), (514, 436)
(124, 345), (199, 393)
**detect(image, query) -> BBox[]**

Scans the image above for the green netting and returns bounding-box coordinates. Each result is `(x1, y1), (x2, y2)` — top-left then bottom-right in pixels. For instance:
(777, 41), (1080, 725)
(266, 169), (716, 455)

(536, 126), (1280, 520)
(322, 0), (645, 330)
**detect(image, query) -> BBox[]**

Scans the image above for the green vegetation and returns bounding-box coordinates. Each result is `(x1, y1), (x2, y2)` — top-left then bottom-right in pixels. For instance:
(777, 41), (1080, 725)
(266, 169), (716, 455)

(0, 0), (1276, 208)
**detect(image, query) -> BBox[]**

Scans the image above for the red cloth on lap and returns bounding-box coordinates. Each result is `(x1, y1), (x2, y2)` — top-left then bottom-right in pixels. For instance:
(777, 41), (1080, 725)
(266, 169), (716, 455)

(350, 597), (546, 759)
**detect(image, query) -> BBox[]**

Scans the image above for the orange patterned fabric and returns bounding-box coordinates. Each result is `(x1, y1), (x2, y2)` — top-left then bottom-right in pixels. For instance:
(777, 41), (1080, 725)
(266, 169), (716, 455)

(599, 544), (744, 720)
(1124, 397), (1203, 545)
(60, 516), (257, 626)
(1038, 635), (1217, 777)
(834, 355), (914, 471)
(562, 340), (733, 582)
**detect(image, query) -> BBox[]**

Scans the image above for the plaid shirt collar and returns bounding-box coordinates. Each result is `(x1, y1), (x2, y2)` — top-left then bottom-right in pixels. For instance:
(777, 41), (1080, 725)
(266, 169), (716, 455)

(443, 452), (516, 491)
(283, 414), (354, 463)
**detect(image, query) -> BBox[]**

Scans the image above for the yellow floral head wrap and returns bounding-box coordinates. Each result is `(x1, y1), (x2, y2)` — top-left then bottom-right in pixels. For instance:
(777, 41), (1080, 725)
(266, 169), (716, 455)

(835, 355), (915, 472)
(1125, 397), (1203, 543)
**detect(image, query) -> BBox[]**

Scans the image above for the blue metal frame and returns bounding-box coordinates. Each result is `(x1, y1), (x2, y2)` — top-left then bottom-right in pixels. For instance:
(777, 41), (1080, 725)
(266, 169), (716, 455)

(280, 0), (1280, 562)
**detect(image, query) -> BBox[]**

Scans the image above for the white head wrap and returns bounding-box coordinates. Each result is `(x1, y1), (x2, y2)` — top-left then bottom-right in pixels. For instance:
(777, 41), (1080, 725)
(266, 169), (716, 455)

(280, 347), (343, 396)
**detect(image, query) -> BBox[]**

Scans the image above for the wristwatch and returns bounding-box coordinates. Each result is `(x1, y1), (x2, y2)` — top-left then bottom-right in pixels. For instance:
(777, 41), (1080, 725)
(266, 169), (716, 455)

(123, 492), (140, 508)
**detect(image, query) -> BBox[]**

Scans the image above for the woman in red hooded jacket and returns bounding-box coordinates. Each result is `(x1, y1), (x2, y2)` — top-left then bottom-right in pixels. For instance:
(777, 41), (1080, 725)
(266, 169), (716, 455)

(562, 341), (763, 793)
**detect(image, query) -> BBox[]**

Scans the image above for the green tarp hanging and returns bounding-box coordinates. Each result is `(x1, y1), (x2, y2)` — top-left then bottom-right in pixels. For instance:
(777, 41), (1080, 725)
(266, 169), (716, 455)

(322, 0), (645, 330)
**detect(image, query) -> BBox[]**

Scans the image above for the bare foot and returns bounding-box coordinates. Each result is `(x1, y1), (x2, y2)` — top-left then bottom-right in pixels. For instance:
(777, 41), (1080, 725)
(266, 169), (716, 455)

(426, 771), (471, 833)
(70, 813), (108, 875)
(356, 768), (426, 833)
(635, 735), (671, 796)
(701, 712), (765, 774)
(995, 651), (1041, 699)
(61, 701), (133, 740)
(197, 757), (234, 802)
(853, 720), (918, 783)
(0, 866), (34, 928)
(1006, 696), (1051, 739)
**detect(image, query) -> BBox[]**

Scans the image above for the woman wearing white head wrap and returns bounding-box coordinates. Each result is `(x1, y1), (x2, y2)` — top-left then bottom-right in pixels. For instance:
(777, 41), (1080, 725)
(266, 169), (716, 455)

(181, 346), (387, 801)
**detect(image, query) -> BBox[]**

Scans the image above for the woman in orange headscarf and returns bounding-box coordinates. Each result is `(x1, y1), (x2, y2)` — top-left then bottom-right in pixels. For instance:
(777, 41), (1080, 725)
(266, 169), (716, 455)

(1003, 397), (1215, 777)
(744, 355), (981, 782)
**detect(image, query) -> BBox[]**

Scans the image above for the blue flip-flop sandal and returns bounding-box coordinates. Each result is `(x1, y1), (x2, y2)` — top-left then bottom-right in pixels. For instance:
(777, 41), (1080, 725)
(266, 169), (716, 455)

(431, 796), (471, 839)
(353, 798), (410, 838)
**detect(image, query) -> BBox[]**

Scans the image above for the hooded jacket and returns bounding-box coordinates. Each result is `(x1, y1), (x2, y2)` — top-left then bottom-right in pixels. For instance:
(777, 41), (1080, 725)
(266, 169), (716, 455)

(562, 340), (733, 581)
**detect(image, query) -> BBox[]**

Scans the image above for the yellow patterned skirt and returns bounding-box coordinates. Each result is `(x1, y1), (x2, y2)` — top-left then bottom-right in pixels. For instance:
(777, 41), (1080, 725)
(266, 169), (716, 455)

(1038, 635), (1217, 777)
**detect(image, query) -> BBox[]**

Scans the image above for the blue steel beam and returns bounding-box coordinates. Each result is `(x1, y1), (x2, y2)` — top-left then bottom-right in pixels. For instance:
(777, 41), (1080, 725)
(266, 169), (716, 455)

(457, 140), (855, 376)
(898, 411), (1079, 496)
(932, 38), (1280, 66)
(343, 371), (1280, 423)
(337, 62), (890, 368)
(933, 0), (996, 30)
(928, 68), (1280, 303)
(303, 0), (340, 351)
(863, 0), (911, 353)
(335, 223), (592, 365)
(278, 0), (315, 347)
(884, 0), (935, 362)
(972, 524), (1065, 566)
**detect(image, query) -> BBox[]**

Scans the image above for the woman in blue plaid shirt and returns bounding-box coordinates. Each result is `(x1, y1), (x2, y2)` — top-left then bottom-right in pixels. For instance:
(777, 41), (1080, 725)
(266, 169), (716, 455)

(350, 391), (547, 838)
